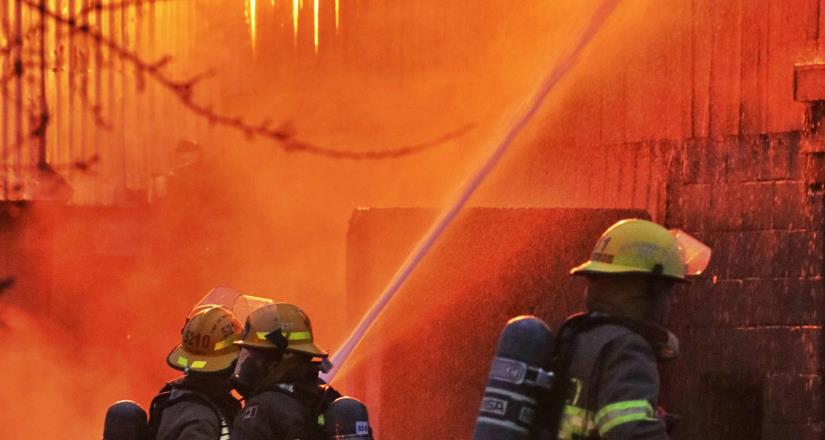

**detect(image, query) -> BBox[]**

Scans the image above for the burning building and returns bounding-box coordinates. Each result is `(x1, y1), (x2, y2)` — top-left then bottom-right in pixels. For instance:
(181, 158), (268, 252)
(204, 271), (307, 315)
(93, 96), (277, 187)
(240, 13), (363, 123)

(0, 0), (822, 439)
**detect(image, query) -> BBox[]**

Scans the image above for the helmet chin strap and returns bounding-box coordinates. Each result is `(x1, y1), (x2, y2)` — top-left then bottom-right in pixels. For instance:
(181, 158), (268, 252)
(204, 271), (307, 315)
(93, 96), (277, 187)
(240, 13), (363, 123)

(644, 265), (675, 325)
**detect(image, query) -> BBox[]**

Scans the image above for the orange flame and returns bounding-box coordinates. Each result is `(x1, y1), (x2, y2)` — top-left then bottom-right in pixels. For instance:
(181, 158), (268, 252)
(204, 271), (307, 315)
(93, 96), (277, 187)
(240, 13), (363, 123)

(314, 0), (319, 52)
(245, 0), (257, 50)
(293, 0), (299, 43)
(244, 0), (341, 51)
(335, 0), (340, 32)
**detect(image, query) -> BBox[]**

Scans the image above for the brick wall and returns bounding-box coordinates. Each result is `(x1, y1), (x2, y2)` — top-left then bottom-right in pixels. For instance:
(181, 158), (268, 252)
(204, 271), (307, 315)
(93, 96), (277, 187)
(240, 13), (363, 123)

(664, 132), (825, 439)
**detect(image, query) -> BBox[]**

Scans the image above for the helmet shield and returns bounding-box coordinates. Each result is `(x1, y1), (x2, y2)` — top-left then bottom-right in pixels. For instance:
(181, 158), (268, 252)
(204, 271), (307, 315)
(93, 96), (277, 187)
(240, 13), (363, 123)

(190, 286), (273, 323)
(669, 229), (712, 276)
(190, 286), (243, 318)
(233, 294), (275, 324)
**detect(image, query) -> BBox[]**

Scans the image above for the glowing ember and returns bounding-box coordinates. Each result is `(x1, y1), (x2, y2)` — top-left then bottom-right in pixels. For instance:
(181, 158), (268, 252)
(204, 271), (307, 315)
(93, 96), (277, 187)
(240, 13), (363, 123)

(245, 0), (257, 50)
(293, 0), (299, 43)
(244, 0), (341, 51)
(314, 0), (319, 52)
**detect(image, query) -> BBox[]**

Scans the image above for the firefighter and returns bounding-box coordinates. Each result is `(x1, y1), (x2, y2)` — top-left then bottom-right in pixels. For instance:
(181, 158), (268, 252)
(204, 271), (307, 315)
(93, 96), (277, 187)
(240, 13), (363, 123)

(231, 303), (342, 440)
(150, 304), (244, 440)
(539, 219), (709, 440)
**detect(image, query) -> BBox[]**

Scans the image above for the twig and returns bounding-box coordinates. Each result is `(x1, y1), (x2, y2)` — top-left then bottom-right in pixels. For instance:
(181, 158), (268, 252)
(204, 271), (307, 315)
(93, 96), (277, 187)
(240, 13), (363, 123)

(0, 25), (39, 57)
(18, 0), (473, 160)
(76, 0), (174, 17)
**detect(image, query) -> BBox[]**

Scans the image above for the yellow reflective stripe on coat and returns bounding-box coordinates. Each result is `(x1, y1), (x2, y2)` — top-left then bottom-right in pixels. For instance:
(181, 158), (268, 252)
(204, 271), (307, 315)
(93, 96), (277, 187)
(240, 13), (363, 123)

(594, 400), (656, 436)
(557, 405), (596, 439)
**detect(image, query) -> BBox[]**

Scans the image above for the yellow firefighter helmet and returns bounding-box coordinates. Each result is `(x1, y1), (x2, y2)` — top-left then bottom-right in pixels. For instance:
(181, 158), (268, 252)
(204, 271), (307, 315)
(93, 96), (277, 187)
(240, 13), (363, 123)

(235, 303), (328, 358)
(571, 219), (708, 282)
(167, 304), (243, 373)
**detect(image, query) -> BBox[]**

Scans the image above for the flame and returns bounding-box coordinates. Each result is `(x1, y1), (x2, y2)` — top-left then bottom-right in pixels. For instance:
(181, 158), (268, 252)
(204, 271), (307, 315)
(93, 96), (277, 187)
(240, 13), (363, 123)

(313, 0), (319, 52)
(244, 0), (341, 51)
(293, 0), (299, 43)
(245, 0), (257, 50)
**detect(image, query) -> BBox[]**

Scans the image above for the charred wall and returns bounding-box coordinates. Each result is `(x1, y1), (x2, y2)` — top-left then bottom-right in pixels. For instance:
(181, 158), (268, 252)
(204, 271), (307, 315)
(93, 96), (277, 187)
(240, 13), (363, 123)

(489, 0), (825, 435)
(663, 132), (825, 439)
(343, 134), (825, 439)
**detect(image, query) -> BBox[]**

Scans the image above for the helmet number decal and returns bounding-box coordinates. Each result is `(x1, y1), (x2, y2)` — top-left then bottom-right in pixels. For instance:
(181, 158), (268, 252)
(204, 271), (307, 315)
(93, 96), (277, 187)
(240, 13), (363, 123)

(221, 323), (237, 338)
(592, 237), (614, 263)
(596, 236), (611, 253)
(183, 330), (212, 349)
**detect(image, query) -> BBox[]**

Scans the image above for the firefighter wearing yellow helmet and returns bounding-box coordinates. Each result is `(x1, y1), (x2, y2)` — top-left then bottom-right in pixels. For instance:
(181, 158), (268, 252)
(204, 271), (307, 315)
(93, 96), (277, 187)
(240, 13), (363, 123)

(538, 219), (711, 440)
(231, 303), (343, 440)
(150, 304), (244, 440)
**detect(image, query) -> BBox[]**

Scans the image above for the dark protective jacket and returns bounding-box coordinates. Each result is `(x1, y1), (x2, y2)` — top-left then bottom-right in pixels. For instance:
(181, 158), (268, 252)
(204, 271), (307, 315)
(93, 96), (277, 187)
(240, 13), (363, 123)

(539, 313), (669, 440)
(151, 376), (242, 440)
(232, 362), (342, 440)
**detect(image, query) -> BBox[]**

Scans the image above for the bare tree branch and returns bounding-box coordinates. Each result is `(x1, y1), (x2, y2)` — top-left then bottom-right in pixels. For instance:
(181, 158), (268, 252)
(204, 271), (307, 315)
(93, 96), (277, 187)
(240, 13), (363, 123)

(76, 0), (173, 17)
(13, 0), (474, 160)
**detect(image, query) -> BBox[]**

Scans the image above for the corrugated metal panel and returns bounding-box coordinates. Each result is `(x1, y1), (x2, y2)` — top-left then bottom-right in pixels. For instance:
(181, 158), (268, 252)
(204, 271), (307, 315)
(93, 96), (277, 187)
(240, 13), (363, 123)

(0, 0), (201, 205)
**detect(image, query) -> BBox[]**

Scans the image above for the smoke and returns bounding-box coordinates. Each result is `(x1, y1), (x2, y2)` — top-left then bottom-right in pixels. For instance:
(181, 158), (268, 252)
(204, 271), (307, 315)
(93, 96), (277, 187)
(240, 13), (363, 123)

(0, 0), (666, 438)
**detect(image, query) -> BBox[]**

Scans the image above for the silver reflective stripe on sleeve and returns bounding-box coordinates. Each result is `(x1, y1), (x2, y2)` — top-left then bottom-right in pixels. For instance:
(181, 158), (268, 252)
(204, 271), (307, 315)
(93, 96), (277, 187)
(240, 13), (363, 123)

(219, 416), (231, 440)
(476, 416), (531, 435)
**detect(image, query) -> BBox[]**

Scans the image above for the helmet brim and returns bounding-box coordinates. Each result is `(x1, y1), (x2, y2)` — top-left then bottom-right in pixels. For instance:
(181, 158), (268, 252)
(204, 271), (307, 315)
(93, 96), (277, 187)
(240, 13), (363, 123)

(166, 344), (240, 373)
(232, 340), (327, 358)
(233, 340), (283, 350)
(570, 260), (689, 283)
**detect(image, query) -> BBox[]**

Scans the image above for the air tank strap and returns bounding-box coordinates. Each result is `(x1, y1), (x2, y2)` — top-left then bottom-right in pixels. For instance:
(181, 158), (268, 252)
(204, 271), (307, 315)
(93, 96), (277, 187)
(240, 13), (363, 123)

(489, 357), (555, 390)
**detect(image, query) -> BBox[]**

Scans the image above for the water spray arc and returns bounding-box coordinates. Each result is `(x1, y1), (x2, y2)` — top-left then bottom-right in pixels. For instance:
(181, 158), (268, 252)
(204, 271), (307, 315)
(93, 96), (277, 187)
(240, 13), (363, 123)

(321, 0), (623, 383)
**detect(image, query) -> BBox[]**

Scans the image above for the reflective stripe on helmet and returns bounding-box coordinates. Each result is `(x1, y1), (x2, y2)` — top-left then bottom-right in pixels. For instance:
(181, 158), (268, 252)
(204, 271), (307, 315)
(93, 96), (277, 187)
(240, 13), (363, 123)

(255, 330), (310, 341)
(177, 356), (208, 369)
(214, 335), (237, 351)
(594, 400), (657, 437)
(287, 331), (312, 341)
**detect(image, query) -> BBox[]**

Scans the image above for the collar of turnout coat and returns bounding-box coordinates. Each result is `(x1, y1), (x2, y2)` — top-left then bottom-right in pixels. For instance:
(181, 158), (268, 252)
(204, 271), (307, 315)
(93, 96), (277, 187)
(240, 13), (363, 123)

(565, 312), (680, 361)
